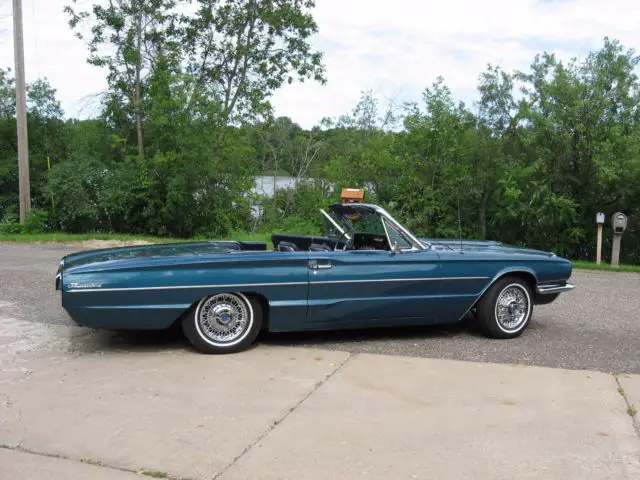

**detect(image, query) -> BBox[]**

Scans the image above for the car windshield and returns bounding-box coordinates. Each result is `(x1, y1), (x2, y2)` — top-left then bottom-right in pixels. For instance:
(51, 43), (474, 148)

(323, 204), (422, 251)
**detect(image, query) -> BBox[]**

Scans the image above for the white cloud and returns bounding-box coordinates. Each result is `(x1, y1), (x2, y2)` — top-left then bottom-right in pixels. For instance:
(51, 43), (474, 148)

(270, 0), (640, 127)
(1, 0), (639, 128)
(0, 0), (108, 118)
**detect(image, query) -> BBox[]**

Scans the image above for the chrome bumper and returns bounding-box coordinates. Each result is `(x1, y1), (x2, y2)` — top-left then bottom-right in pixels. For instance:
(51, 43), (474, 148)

(55, 258), (64, 291)
(536, 282), (575, 295)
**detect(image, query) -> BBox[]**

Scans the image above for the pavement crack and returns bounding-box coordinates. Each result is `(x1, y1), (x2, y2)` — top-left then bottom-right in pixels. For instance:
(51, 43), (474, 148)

(614, 374), (640, 438)
(212, 352), (355, 480)
(0, 444), (193, 480)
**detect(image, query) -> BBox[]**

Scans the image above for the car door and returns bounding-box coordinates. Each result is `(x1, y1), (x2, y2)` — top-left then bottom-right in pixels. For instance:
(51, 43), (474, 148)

(306, 248), (443, 327)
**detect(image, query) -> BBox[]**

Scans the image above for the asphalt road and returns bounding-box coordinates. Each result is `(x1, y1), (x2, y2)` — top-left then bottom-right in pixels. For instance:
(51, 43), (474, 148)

(1, 243), (639, 374)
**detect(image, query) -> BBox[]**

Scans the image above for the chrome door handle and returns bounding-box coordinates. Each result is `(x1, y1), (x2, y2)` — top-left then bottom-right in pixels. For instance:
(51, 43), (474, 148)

(309, 260), (332, 270)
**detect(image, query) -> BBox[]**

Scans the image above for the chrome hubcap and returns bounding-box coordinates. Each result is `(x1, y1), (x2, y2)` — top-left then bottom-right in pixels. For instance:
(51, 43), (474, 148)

(198, 293), (250, 344)
(495, 285), (529, 331)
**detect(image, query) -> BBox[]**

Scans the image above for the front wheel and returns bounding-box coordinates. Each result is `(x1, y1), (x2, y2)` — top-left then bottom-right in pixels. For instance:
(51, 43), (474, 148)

(182, 292), (262, 354)
(476, 277), (534, 339)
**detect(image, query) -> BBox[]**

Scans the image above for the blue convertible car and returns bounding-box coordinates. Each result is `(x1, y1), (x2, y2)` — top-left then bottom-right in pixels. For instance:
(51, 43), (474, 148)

(56, 203), (575, 354)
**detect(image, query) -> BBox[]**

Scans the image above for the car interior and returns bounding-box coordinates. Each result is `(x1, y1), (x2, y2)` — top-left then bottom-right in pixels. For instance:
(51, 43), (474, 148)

(270, 204), (398, 252)
(263, 203), (418, 253)
(270, 232), (391, 252)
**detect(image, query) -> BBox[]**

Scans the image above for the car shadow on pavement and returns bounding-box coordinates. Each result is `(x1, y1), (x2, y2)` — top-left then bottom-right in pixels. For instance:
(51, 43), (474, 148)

(69, 314), (488, 355)
(258, 314), (485, 348)
(70, 322), (191, 354)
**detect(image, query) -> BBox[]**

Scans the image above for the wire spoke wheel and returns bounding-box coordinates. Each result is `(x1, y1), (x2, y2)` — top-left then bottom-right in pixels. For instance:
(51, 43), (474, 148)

(494, 284), (530, 332)
(183, 292), (262, 354)
(476, 277), (534, 340)
(196, 293), (252, 346)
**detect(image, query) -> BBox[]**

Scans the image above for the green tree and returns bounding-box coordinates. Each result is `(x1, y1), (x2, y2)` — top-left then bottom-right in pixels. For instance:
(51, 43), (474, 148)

(182, 0), (327, 129)
(471, 64), (522, 237)
(513, 38), (640, 257)
(65, 0), (180, 158)
(400, 78), (475, 237)
(0, 71), (67, 220)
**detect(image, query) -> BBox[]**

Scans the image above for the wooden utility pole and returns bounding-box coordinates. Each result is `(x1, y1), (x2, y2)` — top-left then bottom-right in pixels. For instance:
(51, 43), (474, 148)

(596, 224), (603, 264)
(134, 1), (144, 158)
(12, 0), (30, 223)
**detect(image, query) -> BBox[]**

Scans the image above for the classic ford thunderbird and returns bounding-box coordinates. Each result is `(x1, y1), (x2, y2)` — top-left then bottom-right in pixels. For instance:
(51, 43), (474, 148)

(56, 203), (575, 354)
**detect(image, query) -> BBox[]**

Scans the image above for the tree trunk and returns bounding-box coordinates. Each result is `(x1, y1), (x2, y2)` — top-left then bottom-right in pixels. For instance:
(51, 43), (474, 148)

(273, 157), (278, 214)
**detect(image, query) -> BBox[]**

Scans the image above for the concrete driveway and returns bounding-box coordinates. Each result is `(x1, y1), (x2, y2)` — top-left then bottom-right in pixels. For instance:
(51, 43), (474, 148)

(1, 243), (639, 479)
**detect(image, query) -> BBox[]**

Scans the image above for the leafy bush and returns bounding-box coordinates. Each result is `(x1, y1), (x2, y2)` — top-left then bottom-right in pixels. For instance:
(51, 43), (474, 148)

(252, 180), (334, 236)
(0, 212), (21, 234)
(0, 208), (49, 234)
(43, 152), (255, 238)
(23, 208), (50, 233)
(43, 156), (108, 233)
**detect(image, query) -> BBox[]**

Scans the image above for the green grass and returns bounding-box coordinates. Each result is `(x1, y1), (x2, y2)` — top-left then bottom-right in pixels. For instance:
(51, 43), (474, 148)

(0, 232), (178, 243)
(572, 261), (640, 273)
(139, 470), (169, 479)
(225, 230), (273, 244)
(0, 231), (272, 245)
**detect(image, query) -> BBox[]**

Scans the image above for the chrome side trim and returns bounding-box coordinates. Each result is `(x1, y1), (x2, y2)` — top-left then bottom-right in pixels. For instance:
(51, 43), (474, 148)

(311, 276), (488, 285)
(536, 282), (575, 295)
(66, 276), (490, 293)
(67, 281), (307, 293)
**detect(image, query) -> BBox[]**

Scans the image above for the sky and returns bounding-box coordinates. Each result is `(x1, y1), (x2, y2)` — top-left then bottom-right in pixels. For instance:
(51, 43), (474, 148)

(1, 0), (639, 129)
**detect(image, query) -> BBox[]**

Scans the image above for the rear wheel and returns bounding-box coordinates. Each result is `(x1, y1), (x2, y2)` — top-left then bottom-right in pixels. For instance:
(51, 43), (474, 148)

(182, 292), (262, 354)
(476, 277), (534, 339)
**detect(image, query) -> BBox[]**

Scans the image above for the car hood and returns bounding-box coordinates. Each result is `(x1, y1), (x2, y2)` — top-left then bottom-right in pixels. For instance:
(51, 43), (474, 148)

(62, 241), (244, 270)
(420, 238), (558, 257)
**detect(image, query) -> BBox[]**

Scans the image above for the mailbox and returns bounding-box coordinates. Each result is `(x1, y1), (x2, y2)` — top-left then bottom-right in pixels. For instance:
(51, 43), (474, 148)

(611, 212), (628, 234)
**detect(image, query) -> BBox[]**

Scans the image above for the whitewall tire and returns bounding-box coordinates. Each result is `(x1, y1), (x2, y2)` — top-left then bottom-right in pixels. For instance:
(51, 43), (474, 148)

(476, 277), (534, 339)
(182, 292), (263, 354)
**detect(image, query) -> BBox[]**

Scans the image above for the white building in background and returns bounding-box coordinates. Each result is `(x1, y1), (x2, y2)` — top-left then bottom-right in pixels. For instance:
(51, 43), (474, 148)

(252, 175), (300, 197)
